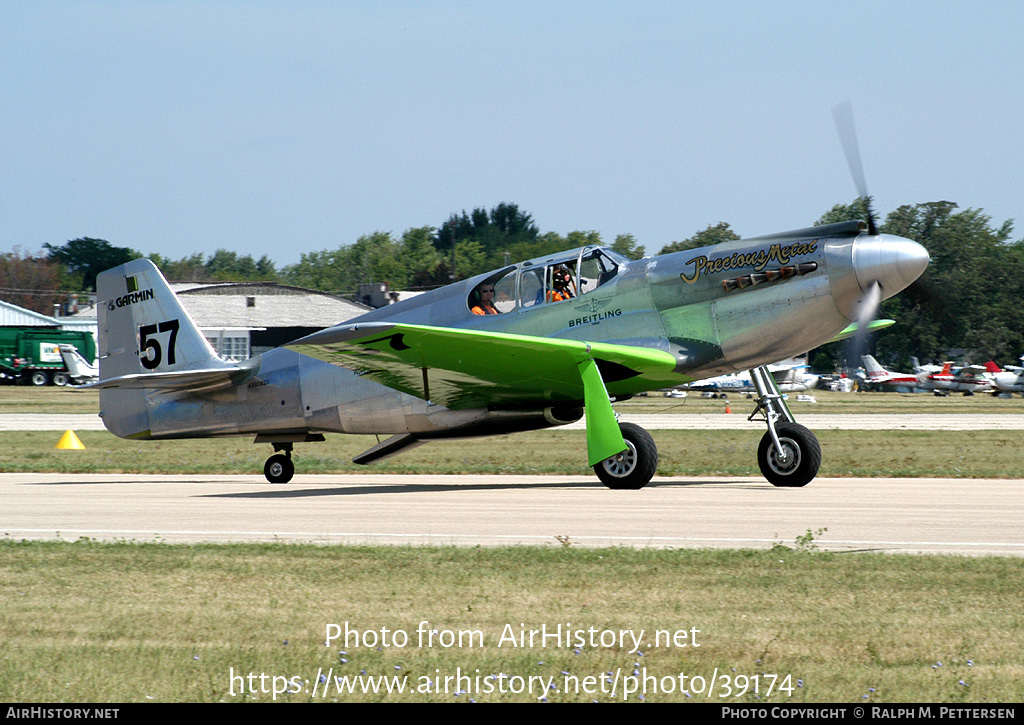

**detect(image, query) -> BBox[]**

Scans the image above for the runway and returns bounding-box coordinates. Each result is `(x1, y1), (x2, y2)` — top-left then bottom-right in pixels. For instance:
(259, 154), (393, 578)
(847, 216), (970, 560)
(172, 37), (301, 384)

(3, 472), (1023, 556)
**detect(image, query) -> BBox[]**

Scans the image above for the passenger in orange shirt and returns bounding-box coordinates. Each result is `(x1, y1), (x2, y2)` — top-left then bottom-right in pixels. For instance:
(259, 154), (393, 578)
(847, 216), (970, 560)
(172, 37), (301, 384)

(471, 284), (499, 315)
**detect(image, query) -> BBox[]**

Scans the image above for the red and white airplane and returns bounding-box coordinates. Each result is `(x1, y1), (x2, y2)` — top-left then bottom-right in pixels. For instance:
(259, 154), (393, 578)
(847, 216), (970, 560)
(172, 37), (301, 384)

(916, 361), (997, 395)
(860, 355), (918, 389)
(862, 356), (998, 394)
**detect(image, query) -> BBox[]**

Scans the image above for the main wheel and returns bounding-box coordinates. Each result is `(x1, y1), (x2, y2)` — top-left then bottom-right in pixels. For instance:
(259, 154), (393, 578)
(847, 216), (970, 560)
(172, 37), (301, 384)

(264, 454), (294, 484)
(594, 422), (658, 490)
(757, 422), (821, 488)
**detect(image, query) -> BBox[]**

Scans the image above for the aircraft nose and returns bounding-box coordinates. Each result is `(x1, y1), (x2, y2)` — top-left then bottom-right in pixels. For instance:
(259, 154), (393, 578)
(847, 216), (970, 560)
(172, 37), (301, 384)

(852, 234), (929, 298)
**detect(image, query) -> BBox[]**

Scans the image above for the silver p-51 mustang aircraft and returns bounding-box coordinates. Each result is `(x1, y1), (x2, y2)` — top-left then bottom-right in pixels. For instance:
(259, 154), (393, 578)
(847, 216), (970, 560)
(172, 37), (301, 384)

(91, 216), (928, 490)
(91, 105), (927, 490)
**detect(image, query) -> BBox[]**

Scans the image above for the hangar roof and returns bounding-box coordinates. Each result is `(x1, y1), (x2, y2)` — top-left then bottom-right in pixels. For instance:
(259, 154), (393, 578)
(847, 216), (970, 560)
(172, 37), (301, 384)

(175, 282), (372, 328)
(0, 300), (60, 327)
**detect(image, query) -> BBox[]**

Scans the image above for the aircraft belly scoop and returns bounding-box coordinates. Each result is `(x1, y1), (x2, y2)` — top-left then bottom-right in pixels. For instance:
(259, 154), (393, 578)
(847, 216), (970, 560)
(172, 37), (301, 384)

(287, 321), (679, 465)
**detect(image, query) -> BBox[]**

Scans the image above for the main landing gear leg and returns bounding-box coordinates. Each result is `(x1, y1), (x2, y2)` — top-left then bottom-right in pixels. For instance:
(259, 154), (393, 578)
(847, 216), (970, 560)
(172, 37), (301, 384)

(749, 366), (821, 487)
(264, 443), (295, 484)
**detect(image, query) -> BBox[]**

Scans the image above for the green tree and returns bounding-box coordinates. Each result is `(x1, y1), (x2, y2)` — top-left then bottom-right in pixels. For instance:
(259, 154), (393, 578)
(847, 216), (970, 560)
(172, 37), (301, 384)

(878, 203), (1020, 364)
(281, 248), (347, 291)
(504, 230), (597, 265)
(205, 249), (256, 281)
(815, 198), (874, 228)
(612, 233), (645, 260)
(149, 253), (210, 282)
(349, 232), (409, 289)
(282, 232), (410, 294)
(659, 222), (740, 255)
(452, 239), (488, 280)
(43, 237), (140, 291)
(436, 203), (540, 270)
(400, 227), (445, 289)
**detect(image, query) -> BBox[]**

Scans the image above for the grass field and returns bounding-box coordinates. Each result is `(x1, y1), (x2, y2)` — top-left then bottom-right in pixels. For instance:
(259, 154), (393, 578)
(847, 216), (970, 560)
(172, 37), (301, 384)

(3, 427), (1023, 478)
(2, 388), (1022, 704)
(2, 541), (1022, 703)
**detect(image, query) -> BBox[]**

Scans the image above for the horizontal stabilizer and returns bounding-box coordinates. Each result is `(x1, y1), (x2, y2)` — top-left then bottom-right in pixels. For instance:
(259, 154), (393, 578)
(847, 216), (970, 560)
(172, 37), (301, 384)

(81, 366), (245, 393)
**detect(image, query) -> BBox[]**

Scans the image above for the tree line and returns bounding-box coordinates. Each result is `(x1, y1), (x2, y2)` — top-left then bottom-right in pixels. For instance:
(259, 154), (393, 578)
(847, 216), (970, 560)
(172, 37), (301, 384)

(3, 200), (1022, 370)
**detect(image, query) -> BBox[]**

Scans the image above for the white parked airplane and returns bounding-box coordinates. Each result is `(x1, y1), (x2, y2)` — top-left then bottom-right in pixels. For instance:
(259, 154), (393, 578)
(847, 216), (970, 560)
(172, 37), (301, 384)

(58, 344), (99, 385)
(992, 357), (1024, 394)
(688, 359), (819, 395)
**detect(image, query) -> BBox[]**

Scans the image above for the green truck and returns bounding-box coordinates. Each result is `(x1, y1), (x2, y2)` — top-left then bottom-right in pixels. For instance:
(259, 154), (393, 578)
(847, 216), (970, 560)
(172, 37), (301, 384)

(0, 327), (97, 386)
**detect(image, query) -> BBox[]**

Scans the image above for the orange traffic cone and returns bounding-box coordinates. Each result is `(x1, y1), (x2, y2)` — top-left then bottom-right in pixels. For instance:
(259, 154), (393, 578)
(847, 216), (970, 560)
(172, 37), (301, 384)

(55, 430), (85, 450)
(724, 403), (732, 414)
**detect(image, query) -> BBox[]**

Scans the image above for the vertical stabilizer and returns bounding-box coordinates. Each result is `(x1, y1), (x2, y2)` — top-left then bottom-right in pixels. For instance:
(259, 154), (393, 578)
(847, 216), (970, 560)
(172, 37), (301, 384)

(97, 259), (229, 380)
(861, 355), (886, 380)
(95, 259), (235, 438)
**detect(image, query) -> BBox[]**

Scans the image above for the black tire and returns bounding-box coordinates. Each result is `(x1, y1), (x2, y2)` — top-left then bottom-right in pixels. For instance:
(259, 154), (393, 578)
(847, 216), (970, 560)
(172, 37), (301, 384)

(30, 371), (49, 386)
(52, 372), (70, 387)
(264, 454), (294, 484)
(593, 422), (658, 490)
(757, 422), (821, 488)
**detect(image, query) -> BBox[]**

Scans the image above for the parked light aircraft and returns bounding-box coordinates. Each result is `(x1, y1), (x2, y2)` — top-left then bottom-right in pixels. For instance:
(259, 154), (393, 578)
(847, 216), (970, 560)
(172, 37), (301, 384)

(862, 355), (998, 395)
(687, 359), (820, 395)
(992, 357), (1024, 394)
(860, 355), (918, 389)
(89, 215), (928, 490)
(58, 344), (99, 385)
(916, 362), (995, 395)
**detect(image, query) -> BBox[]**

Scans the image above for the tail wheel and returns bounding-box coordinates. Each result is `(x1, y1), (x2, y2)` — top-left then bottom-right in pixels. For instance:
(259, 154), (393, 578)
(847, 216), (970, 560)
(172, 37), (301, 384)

(757, 422), (821, 487)
(594, 422), (658, 490)
(264, 454), (294, 484)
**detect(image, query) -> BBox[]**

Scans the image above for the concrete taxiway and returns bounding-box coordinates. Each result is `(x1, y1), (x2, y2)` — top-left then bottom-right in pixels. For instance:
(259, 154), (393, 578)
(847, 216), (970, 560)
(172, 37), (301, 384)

(3, 473), (1022, 556)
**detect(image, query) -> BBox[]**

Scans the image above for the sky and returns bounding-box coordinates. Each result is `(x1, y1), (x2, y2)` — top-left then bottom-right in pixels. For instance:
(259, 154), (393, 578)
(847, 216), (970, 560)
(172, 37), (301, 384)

(3, 1), (1024, 267)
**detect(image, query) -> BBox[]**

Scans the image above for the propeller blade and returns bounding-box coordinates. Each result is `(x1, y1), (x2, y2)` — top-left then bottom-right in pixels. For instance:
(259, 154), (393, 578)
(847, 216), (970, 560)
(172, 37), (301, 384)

(848, 281), (882, 370)
(832, 101), (879, 236)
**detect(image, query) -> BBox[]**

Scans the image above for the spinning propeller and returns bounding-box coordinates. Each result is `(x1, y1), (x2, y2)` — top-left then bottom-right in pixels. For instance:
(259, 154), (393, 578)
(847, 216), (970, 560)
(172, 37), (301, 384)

(832, 101), (886, 368)
(832, 101), (878, 236)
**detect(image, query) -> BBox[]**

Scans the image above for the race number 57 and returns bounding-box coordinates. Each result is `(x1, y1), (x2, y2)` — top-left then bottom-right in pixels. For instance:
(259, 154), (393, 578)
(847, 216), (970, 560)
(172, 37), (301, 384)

(140, 319), (180, 369)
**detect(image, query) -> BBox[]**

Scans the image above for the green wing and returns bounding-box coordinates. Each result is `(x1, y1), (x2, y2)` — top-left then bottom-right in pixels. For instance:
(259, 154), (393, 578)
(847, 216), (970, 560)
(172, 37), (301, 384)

(287, 322), (680, 465)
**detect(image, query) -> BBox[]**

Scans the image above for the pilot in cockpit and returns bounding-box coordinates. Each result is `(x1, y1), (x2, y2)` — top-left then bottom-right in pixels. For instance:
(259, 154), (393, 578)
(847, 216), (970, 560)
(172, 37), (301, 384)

(547, 265), (575, 303)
